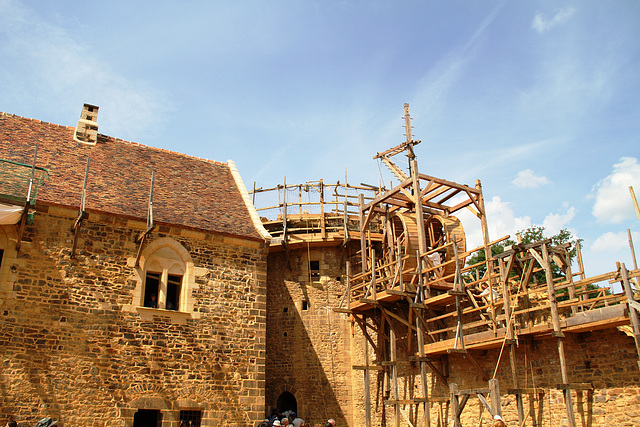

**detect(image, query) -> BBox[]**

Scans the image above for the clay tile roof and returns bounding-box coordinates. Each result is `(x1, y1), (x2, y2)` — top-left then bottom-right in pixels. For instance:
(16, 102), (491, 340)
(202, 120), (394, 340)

(0, 112), (264, 241)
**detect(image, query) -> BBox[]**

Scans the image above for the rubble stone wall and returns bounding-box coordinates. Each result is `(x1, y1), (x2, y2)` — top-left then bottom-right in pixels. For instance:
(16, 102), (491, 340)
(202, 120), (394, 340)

(265, 245), (355, 426)
(0, 206), (268, 427)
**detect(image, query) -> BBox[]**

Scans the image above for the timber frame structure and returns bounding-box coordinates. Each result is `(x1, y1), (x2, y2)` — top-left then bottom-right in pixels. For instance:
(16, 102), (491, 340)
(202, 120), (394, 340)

(253, 104), (640, 426)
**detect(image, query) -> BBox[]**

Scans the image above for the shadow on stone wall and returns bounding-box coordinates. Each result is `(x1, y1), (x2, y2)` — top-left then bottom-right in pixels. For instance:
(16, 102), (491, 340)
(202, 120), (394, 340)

(266, 249), (350, 426)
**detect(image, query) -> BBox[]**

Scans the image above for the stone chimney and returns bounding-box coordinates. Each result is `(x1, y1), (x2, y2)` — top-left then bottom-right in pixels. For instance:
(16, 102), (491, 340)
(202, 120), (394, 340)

(74, 103), (99, 145)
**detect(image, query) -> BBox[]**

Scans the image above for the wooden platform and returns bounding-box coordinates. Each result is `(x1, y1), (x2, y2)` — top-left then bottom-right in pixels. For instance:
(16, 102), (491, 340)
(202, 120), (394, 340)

(422, 304), (628, 355)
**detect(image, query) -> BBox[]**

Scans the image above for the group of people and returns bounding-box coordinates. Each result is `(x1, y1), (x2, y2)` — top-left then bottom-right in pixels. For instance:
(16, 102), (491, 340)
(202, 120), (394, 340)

(259, 410), (337, 427)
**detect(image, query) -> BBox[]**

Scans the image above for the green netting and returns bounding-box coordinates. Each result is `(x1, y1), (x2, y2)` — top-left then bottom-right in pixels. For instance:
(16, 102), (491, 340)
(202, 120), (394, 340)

(0, 159), (49, 204)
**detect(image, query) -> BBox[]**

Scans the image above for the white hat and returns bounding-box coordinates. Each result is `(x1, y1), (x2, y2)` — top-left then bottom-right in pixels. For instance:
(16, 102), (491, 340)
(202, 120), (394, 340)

(494, 415), (503, 420)
(273, 421), (281, 426)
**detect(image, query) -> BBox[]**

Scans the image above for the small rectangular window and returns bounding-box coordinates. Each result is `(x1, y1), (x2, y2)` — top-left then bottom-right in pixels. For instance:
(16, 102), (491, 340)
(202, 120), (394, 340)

(166, 274), (182, 311)
(302, 300), (309, 311)
(179, 410), (202, 427)
(309, 260), (320, 280)
(0, 249), (4, 269)
(144, 272), (160, 308)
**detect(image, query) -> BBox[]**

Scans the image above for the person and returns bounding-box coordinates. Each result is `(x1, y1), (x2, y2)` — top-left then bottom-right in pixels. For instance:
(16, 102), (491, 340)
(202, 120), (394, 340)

(291, 414), (304, 427)
(476, 283), (499, 302)
(269, 408), (280, 426)
(258, 420), (270, 427)
(327, 419), (336, 427)
(146, 293), (158, 308)
(493, 414), (507, 427)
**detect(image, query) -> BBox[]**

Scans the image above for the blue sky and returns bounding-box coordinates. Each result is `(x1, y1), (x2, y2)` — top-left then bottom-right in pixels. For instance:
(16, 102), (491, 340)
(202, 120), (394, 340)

(1, 0), (639, 284)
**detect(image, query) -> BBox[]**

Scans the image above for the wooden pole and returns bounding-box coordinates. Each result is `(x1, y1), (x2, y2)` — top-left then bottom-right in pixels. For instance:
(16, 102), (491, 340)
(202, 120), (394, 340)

(489, 378), (502, 418)
(282, 176), (287, 239)
(346, 261), (351, 310)
(359, 194), (367, 274)
(318, 180), (325, 238)
(364, 332), (372, 427)
(540, 243), (576, 427)
(475, 179), (495, 332)
(404, 104), (429, 297)
(449, 383), (461, 427)
(539, 244), (563, 336)
(620, 262), (640, 370)
(415, 275), (431, 427)
(391, 327), (400, 427)
(252, 181), (256, 205)
(575, 240), (586, 280)
(16, 147), (38, 251)
(630, 186), (640, 225)
(629, 229), (638, 271)
(371, 249), (377, 300)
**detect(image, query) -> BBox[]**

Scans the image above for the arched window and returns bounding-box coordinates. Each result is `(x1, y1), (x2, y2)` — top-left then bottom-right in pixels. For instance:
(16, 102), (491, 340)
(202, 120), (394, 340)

(127, 237), (204, 318)
(143, 246), (186, 311)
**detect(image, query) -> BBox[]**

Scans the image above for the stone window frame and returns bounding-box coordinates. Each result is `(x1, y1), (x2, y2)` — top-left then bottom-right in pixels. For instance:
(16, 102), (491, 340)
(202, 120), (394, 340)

(0, 226), (18, 294)
(125, 237), (206, 321)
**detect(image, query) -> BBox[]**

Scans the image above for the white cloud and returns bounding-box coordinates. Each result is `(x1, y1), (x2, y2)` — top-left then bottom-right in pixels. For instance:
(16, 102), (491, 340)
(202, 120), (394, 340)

(592, 157), (640, 224)
(460, 196), (532, 251)
(542, 205), (576, 235)
(0, 0), (171, 141)
(532, 8), (576, 34)
(512, 169), (551, 188)
(591, 231), (631, 253)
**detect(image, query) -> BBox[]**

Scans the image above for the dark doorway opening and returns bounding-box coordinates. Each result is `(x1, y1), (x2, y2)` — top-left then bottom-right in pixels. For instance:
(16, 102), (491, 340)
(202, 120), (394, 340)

(277, 391), (297, 415)
(133, 409), (162, 427)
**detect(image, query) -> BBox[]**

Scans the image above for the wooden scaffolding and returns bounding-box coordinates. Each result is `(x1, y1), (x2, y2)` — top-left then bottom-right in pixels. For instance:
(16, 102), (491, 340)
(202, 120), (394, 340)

(336, 105), (640, 427)
(251, 105), (640, 426)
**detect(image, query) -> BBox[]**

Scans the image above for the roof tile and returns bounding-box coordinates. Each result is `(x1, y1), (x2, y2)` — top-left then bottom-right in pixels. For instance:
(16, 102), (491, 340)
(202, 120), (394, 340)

(0, 112), (263, 241)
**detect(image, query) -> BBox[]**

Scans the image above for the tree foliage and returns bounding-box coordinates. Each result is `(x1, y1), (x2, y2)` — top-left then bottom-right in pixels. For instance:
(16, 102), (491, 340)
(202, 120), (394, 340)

(465, 226), (606, 300)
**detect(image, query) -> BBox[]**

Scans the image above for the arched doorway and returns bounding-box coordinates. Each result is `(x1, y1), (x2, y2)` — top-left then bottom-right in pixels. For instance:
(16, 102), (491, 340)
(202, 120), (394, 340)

(133, 409), (162, 427)
(276, 391), (297, 415)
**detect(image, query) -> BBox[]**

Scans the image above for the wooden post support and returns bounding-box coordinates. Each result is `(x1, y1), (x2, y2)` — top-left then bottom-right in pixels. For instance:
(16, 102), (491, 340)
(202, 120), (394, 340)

(449, 383), (461, 427)
(282, 176), (288, 242)
(576, 240), (586, 280)
(135, 171), (156, 266)
(71, 156), (90, 258)
(359, 194), (367, 274)
(364, 331), (372, 427)
(415, 269), (431, 427)
(629, 229), (639, 273)
(370, 249), (377, 300)
(538, 244), (563, 336)
(391, 327), (400, 427)
(343, 171), (350, 245)
(476, 179), (496, 332)
(489, 378), (502, 418)
(630, 186), (640, 225)
(404, 104), (429, 298)
(320, 179), (326, 239)
(621, 262), (640, 370)
(499, 257), (514, 340)
(346, 261), (351, 310)
(509, 344), (525, 424)
(16, 147), (38, 252)
(537, 243), (576, 427)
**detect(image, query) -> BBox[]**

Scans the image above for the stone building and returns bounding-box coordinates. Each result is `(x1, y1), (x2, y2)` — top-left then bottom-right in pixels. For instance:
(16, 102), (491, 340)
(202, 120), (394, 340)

(3, 105), (640, 427)
(0, 105), (270, 426)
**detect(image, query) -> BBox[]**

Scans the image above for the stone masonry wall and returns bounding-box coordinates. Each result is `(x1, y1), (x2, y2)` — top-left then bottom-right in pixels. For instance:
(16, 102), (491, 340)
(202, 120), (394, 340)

(266, 245), (354, 426)
(0, 206), (268, 427)
(348, 325), (640, 426)
(439, 329), (640, 426)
